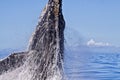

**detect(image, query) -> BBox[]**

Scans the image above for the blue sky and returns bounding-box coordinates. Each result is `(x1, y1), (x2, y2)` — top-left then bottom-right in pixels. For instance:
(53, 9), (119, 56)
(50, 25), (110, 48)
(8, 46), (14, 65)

(0, 0), (120, 50)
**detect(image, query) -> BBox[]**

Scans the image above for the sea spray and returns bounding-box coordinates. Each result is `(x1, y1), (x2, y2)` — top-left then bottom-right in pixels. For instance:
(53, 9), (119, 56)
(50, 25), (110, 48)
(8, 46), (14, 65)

(26, 0), (65, 79)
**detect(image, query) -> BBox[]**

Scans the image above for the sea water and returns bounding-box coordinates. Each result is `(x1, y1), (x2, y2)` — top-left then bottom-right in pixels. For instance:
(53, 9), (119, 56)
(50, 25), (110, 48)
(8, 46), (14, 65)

(1, 49), (120, 80)
(64, 50), (120, 80)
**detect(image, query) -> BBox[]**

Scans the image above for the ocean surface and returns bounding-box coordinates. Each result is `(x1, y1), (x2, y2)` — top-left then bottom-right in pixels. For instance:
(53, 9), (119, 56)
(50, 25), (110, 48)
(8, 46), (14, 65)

(64, 50), (120, 80)
(1, 48), (120, 80)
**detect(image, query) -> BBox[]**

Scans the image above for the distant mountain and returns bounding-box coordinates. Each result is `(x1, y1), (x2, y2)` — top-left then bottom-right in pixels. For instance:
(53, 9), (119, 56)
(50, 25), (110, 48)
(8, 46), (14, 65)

(64, 38), (120, 54)
(0, 48), (24, 59)
(0, 49), (12, 59)
(66, 44), (120, 54)
(0, 0), (65, 80)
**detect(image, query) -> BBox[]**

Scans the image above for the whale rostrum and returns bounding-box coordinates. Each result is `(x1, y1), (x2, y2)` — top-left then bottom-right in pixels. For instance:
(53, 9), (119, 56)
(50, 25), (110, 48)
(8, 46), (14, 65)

(0, 0), (65, 80)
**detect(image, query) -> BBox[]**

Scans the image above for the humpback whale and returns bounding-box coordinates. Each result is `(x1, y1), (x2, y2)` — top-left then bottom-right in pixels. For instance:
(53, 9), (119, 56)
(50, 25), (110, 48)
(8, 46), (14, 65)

(0, 0), (65, 80)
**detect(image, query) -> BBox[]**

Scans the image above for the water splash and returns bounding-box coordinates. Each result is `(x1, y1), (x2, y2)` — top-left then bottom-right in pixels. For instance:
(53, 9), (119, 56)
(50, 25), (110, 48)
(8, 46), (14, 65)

(0, 0), (65, 80)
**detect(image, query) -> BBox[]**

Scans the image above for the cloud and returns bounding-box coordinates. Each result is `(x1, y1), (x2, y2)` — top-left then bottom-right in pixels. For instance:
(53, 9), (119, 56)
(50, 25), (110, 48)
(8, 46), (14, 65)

(87, 39), (111, 47)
